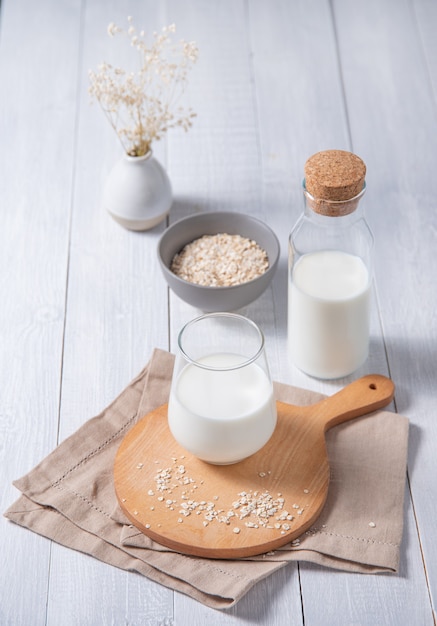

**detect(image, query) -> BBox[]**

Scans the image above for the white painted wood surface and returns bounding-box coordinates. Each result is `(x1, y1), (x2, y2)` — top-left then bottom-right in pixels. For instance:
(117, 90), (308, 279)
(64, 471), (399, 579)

(0, 0), (436, 624)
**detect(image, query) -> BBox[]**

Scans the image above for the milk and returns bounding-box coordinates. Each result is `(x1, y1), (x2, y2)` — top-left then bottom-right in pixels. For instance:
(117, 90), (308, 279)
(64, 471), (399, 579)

(288, 250), (371, 379)
(168, 353), (277, 464)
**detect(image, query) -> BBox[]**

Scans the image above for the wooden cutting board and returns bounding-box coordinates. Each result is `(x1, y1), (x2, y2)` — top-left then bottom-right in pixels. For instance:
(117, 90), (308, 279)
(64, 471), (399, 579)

(113, 374), (394, 559)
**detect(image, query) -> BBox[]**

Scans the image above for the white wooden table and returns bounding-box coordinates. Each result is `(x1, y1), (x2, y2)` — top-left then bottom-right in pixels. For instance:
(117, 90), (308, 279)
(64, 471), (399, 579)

(1, 0), (436, 624)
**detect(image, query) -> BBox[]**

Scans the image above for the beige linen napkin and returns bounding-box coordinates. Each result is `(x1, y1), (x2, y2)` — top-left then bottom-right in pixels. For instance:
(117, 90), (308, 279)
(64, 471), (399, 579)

(4, 349), (409, 609)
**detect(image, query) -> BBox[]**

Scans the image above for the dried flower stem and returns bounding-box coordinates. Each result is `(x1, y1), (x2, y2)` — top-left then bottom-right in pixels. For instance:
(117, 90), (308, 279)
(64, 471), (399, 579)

(89, 20), (198, 157)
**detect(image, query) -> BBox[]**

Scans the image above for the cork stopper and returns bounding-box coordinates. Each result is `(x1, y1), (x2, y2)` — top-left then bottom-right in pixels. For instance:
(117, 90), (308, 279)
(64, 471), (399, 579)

(304, 150), (366, 216)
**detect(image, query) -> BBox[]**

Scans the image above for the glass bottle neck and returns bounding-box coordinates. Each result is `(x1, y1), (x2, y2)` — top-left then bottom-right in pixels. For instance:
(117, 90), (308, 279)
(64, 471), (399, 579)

(290, 180), (374, 270)
(303, 201), (365, 227)
(302, 180), (366, 221)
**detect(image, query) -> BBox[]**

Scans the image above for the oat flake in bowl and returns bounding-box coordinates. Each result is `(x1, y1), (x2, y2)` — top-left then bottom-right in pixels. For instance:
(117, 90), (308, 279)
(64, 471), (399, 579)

(157, 211), (280, 311)
(170, 233), (269, 287)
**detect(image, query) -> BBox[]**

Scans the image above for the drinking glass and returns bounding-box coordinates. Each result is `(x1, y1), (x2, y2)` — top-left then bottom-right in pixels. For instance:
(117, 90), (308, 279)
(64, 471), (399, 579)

(168, 312), (277, 464)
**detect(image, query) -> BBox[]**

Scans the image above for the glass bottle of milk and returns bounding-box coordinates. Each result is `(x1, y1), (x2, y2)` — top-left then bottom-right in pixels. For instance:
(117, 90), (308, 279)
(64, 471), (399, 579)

(288, 150), (374, 379)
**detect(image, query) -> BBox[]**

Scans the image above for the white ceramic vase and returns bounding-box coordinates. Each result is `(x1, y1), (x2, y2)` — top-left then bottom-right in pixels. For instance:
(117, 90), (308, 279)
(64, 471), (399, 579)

(103, 151), (172, 231)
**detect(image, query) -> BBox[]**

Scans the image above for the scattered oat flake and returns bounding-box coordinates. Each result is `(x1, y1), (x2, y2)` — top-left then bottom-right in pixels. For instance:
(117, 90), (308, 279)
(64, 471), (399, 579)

(245, 522), (258, 528)
(303, 489), (309, 494)
(144, 460), (298, 536)
(369, 521), (376, 528)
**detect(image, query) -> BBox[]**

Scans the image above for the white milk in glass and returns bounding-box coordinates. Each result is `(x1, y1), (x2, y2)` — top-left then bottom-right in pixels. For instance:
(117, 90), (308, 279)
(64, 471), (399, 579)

(168, 353), (277, 464)
(288, 250), (370, 379)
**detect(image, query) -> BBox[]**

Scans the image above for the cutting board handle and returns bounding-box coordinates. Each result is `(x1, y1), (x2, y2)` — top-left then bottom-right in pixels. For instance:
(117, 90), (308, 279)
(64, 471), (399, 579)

(306, 374), (395, 431)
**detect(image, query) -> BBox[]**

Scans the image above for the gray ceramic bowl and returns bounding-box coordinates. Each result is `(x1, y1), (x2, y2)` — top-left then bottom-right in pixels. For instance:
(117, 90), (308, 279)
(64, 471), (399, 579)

(157, 211), (280, 311)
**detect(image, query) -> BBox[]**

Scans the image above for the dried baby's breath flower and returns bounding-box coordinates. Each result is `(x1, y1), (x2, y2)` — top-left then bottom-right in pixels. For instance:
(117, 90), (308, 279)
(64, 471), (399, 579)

(89, 18), (199, 157)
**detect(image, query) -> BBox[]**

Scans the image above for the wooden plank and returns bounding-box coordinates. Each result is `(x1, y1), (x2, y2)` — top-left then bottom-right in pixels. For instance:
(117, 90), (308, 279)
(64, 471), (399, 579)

(46, 548), (174, 626)
(166, 0), (303, 621)
(332, 0), (437, 622)
(44, 1), (174, 624)
(0, 0), (82, 623)
(411, 5), (437, 554)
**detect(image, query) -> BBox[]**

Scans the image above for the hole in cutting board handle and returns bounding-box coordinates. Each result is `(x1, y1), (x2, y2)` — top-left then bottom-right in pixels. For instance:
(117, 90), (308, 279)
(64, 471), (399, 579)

(369, 383), (377, 390)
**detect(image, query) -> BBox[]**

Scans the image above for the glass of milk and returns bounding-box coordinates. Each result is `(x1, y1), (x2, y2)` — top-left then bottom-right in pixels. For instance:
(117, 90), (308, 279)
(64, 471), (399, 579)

(168, 313), (277, 464)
